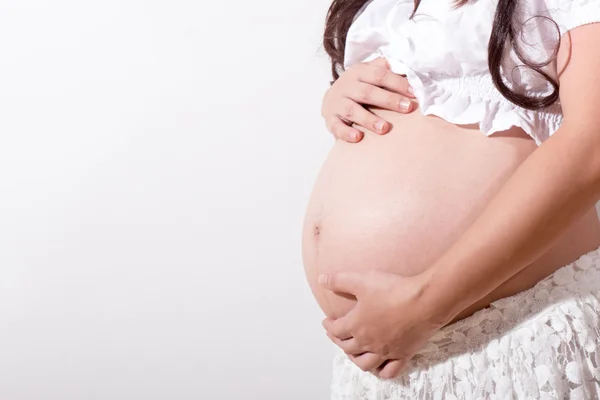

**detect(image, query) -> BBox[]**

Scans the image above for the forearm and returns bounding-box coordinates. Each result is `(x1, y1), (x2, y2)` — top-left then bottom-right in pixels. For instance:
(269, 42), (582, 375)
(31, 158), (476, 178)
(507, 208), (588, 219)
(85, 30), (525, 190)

(422, 124), (600, 324)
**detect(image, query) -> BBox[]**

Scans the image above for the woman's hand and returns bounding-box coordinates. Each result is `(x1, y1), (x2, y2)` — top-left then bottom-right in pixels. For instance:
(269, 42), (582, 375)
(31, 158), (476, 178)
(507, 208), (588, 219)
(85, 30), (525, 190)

(321, 57), (416, 143)
(318, 269), (448, 379)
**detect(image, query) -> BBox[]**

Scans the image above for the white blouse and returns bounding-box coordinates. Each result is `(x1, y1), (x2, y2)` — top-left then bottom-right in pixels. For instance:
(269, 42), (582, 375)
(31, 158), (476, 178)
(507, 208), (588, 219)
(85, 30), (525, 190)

(344, 0), (600, 145)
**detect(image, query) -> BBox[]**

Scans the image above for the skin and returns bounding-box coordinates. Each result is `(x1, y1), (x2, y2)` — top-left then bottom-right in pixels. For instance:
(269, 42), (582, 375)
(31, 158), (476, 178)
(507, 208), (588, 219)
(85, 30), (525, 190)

(319, 23), (600, 378)
(321, 57), (417, 141)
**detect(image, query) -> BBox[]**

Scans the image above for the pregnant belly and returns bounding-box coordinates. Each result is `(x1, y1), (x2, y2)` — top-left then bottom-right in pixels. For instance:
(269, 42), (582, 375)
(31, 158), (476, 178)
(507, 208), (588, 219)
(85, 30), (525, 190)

(302, 108), (600, 322)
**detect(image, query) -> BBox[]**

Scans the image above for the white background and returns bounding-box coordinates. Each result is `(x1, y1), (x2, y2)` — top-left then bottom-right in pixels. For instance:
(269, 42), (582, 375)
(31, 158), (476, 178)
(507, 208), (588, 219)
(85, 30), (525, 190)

(0, 1), (333, 399)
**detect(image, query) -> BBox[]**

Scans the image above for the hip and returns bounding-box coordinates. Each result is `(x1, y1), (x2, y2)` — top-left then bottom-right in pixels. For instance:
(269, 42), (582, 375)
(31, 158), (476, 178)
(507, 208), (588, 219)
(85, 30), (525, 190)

(331, 244), (600, 400)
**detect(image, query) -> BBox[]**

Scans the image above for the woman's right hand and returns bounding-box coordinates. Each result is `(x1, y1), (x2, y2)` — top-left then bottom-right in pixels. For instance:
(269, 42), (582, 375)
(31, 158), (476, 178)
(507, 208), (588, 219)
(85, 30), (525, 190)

(321, 57), (416, 143)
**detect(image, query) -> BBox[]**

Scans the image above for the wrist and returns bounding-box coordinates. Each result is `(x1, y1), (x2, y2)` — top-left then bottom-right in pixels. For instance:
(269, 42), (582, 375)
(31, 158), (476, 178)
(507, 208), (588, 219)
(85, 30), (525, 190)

(417, 265), (474, 327)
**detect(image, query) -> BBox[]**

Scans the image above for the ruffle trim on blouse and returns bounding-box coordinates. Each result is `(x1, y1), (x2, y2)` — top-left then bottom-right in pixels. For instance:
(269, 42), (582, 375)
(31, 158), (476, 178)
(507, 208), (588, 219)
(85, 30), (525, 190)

(380, 53), (563, 146)
(547, 1), (600, 35)
(342, 0), (575, 147)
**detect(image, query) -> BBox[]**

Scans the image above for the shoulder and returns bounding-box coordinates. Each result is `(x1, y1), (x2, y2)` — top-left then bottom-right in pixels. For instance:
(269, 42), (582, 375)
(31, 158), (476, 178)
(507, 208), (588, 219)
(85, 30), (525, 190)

(539, 0), (600, 35)
(554, 22), (600, 125)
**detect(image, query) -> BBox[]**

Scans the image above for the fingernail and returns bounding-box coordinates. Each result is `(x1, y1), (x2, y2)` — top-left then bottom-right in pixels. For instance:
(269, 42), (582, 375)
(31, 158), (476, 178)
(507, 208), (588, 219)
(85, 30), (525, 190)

(407, 86), (414, 96)
(351, 131), (360, 141)
(318, 274), (328, 285)
(375, 120), (386, 133)
(400, 99), (412, 112)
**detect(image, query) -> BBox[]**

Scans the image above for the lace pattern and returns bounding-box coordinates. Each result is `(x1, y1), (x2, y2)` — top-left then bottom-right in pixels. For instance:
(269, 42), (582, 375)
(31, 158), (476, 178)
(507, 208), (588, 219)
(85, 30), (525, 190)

(331, 245), (600, 399)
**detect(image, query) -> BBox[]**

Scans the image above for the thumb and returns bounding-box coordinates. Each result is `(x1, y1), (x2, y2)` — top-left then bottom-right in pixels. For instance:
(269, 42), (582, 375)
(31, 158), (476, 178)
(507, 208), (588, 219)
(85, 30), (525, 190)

(318, 271), (363, 295)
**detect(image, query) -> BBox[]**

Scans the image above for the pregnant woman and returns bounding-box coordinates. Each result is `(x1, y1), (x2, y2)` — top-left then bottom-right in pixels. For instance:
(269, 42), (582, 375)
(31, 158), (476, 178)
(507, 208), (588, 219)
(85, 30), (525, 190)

(302, 0), (600, 398)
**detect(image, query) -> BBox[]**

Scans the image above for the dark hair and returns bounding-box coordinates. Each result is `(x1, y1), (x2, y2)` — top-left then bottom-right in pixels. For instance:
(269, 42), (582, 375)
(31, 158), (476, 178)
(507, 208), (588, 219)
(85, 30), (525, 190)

(323, 0), (560, 110)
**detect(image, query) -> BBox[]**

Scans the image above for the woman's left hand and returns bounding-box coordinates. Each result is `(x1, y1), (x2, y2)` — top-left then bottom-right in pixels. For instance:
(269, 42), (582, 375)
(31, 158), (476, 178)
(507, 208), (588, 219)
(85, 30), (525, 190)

(318, 270), (449, 379)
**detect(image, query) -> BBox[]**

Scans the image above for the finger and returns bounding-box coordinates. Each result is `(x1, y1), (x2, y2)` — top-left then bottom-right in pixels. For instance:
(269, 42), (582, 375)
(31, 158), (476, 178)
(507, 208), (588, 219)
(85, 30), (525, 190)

(328, 118), (363, 142)
(349, 352), (384, 372)
(378, 359), (407, 379)
(366, 56), (390, 69)
(347, 82), (414, 115)
(326, 331), (365, 355)
(334, 98), (390, 135)
(322, 316), (354, 340)
(318, 270), (363, 295)
(358, 63), (415, 99)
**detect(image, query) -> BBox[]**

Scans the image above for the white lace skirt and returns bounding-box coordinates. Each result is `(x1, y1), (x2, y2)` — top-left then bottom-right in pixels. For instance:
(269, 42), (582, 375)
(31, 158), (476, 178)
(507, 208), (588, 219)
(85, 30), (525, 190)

(331, 245), (600, 400)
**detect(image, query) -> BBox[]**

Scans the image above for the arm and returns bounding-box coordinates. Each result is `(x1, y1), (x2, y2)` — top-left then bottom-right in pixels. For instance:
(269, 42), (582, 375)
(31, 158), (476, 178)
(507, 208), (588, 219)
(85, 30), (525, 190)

(319, 23), (600, 379)
(423, 23), (600, 324)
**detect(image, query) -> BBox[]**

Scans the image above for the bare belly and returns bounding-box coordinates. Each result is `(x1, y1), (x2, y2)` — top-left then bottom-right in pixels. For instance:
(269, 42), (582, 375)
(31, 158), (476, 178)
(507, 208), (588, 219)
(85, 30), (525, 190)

(302, 107), (600, 324)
